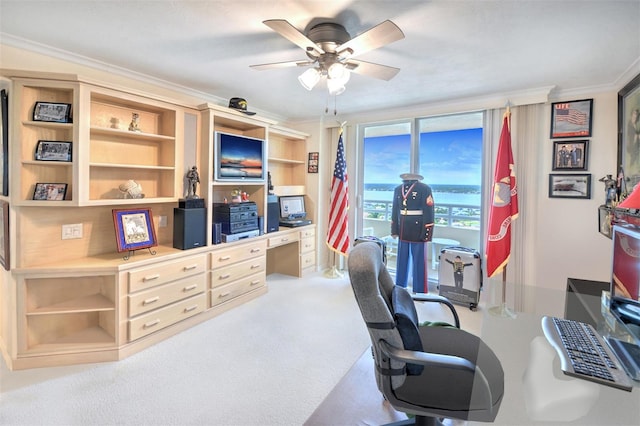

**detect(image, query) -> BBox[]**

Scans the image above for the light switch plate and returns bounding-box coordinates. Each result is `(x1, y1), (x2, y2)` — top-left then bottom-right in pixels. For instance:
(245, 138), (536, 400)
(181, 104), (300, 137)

(62, 223), (83, 240)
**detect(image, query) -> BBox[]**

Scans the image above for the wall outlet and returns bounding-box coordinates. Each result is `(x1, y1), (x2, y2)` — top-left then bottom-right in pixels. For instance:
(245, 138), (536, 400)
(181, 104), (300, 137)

(158, 215), (167, 227)
(62, 223), (83, 240)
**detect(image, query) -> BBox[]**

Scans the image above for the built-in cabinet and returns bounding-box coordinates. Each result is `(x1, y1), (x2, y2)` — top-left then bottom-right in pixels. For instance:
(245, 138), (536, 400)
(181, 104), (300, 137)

(0, 70), (315, 370)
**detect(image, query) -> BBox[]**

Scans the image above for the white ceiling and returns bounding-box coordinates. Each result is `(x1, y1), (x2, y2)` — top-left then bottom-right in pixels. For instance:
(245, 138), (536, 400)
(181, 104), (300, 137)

(1, 0), (639, 123)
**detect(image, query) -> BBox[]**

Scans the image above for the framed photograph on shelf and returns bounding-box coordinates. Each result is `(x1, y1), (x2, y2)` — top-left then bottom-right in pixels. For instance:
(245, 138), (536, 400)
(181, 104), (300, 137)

(1, 89), (8, 196)
(550, 99), (593, 138)
(308, 152), (319, 173)
(35, 140), (72, 162)
(598, 206), (613, 239)
(552, 140), (588, 171)
(617, 72), (640, 189)
(112, 208), (157, 253)
(32, 183), (67, 201)
(32, 101), (72, 123)
(548, 174), (591, 199)
(0, 200), (8, 271)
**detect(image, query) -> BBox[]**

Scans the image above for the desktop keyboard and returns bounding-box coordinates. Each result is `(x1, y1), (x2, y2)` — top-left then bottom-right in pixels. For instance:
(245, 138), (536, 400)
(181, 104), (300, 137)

(541, 316), (634, 391)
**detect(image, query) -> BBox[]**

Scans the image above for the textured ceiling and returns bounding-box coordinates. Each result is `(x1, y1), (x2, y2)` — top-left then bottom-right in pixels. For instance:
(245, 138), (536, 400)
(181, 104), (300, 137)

(1, 0), (639, 122)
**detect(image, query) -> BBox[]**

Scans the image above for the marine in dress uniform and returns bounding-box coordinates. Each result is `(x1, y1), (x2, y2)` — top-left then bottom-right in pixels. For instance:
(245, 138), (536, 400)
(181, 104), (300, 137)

(390, 173), (435, 293)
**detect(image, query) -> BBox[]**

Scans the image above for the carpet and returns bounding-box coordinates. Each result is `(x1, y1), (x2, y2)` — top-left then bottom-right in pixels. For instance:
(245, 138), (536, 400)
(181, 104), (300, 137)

(0, 272), (370, 425)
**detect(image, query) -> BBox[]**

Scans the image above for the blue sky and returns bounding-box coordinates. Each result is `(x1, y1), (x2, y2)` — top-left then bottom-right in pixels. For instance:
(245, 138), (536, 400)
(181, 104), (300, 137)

(363, 128), (483, 185)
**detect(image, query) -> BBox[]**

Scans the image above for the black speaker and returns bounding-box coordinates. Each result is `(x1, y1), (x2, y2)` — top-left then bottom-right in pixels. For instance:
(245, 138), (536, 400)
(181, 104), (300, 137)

(173, 207), (206, 250)
(212, 222), (222, 245)
(267, 198), (279, 233)
(258, 216), (264, 235)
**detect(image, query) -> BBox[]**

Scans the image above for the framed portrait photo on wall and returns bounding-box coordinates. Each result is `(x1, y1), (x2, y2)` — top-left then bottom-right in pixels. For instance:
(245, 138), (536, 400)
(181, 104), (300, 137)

(552, 140), (588, 171)
(617, 72), (640, 189)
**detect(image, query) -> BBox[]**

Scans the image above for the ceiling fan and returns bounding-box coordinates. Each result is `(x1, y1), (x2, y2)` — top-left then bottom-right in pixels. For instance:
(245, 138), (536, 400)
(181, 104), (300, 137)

(250, 19), (405, 95)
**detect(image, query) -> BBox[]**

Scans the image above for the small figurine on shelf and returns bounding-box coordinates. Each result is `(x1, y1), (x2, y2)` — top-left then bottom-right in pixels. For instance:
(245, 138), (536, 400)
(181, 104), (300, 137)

(599, 174), (617, 207)
(231, 189), (242, 203)
(186, 166), (200, 199)
(268, 171), (274, 195)
(241, 191), (249, 201)
(128, 112), (141, 132)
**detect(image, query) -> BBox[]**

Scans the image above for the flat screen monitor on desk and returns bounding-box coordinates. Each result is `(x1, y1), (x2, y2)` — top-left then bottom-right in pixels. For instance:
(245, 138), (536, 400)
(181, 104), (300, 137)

(610, 224), (640, 337)
(279, 195), (311, 227)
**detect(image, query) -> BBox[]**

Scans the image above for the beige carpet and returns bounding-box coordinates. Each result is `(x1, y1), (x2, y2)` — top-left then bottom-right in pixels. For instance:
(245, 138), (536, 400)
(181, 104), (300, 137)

(0, 272), (370, 425)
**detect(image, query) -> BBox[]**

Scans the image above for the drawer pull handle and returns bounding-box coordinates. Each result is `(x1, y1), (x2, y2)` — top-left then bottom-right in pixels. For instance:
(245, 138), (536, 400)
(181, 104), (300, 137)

(183, 264), (198, 271)
(142, 274), (160, 282)
(250, 280), (261, 286)
(219, 255), (231, 261)
(184, 305), (198, 313)
(142, 296), (160, 305)
(144, 319), (161, 329)
(183, 284), (198, 292)
(219, 292), (231, 298)
(219, 274), (231, 280)
(281, 238), (289, 242)
(250, 248), (261, 253)
(250, 264), (261, 269)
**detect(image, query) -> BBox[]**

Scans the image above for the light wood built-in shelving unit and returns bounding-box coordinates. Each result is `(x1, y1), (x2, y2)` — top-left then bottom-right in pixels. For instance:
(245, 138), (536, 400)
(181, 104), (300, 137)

(0, 70), (315, 370)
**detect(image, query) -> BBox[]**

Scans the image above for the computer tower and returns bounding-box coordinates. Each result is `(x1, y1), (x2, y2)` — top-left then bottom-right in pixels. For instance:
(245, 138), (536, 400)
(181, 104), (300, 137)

(266, 195), (279, 233)
(173, 207), (206, 250)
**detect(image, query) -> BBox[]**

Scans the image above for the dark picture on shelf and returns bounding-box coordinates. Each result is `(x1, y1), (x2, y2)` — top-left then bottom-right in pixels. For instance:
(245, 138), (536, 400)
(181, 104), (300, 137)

(552, 140), (588, 171)
(33, 183), (67, 201)
(32, 101), (72, 123)
(35, 140), (72, 162)
(112, 208), (157, 253)
(1, 89), (8, 196)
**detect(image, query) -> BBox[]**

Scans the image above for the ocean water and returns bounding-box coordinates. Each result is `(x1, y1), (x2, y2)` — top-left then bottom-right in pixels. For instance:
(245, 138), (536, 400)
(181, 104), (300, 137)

(364, 184), (481, 206)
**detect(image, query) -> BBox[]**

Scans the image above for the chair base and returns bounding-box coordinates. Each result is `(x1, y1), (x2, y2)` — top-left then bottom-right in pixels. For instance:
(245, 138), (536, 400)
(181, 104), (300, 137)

(385, 415), (446, 426)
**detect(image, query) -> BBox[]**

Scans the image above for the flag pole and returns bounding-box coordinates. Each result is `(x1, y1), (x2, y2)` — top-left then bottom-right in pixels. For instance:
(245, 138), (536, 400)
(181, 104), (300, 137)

(323, 251), (344, 278)
(488, 265), (516, 318)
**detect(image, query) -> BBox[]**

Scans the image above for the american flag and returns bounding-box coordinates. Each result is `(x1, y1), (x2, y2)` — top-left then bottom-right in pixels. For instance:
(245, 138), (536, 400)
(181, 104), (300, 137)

(555, 108), (587, 125)
(327, 131), (349, 255)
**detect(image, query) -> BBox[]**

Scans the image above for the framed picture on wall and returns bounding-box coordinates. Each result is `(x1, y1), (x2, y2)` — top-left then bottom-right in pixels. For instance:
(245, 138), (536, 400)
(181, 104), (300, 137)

(617, 72), (640, 190)
(552, 140), (588, 171)
(550, 99), (593, 138)
(548, 174), (591, 199)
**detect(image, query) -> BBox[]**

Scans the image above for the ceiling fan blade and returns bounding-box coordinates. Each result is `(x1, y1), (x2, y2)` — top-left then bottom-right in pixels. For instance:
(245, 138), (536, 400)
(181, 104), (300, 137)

(250, 60), (315, 71)
(345, 59), (401, 81)
(263, 19), (325, 57)
(336, 20), (404, 58)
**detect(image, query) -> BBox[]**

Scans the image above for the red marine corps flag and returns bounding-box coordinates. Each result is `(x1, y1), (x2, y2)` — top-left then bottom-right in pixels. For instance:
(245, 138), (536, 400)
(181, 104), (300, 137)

(486, 108), (519, 278)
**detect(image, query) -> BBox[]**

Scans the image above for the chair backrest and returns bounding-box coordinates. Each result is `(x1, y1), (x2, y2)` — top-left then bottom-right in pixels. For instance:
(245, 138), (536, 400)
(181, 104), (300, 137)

(348, 241), (413, 388)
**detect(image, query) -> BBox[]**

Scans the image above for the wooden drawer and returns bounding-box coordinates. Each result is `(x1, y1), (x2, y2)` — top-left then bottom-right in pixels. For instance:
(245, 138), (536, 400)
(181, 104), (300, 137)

(299, 227), (316, 239)
(128, 255), (206, 293)
(128, 274), (206, 317)
(300, 251), (316, 271)
(210, 272), (266, 307)
(128, 293), (206, 341)
(211, 256), (266, 288)
(267, 232), (299, 248)
(210, 240), (267, 269)
(300, 235), (315, 253)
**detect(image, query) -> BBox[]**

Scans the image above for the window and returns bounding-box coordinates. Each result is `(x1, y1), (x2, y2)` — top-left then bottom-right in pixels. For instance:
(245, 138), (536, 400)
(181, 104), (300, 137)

(358, 112), (483, 278)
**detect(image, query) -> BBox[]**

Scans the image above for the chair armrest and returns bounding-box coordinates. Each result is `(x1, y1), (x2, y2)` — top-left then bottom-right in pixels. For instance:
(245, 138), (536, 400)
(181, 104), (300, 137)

(411, 293), (460, 328)
(378, 339), (493, 411)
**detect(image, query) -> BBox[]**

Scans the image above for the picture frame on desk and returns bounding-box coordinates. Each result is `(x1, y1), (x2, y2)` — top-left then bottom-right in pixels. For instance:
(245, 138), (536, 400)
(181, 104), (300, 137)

(550, 99), (593, 138)
(548, 174), (591, 199)
(35, 140), (72, 162)
(32, 101), (72, 123)
(32, 183), (67, 201)
(598, 205), (613, 238)
(552, 140), (588, 171)
(617, 72), (640, 189)
(0, 200), (9, 271)
(112, 208), (157, 253)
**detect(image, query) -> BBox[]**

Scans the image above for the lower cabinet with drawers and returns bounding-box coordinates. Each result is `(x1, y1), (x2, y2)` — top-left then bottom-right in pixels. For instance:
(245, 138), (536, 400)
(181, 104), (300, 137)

(4, 226), (315, 370)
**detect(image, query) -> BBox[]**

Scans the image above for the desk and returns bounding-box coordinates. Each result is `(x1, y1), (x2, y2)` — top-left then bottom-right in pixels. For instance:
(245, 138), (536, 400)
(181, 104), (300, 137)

(430, 237), (460, 269)
(473, 288), (640, 425)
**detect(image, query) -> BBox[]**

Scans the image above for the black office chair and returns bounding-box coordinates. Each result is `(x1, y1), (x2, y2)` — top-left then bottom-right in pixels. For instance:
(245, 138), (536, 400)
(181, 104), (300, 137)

(347, 242), (504, 426)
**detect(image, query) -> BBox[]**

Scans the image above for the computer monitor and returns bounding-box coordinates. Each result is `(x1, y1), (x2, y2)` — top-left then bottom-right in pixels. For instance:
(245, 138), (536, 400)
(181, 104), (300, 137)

(279, 195), (306, 219)
(610, 225), (640, 339)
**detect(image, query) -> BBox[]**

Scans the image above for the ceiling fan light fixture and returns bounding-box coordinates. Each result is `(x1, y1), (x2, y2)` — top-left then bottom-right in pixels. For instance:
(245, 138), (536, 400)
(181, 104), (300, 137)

(327, 77), (346, 96)
(327, 62), (346, 80)
(298, 68), (321, 90)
